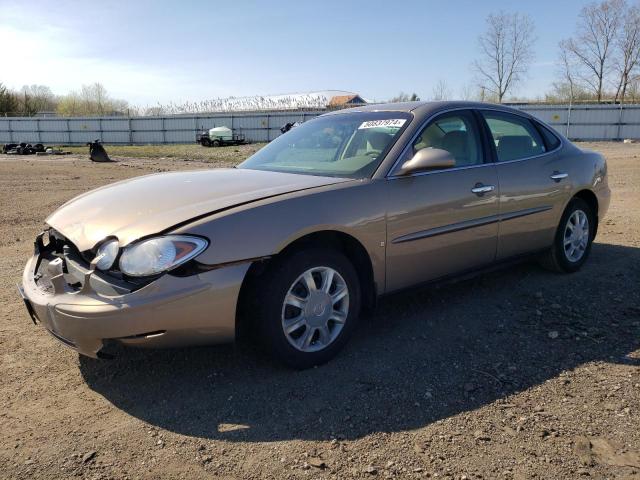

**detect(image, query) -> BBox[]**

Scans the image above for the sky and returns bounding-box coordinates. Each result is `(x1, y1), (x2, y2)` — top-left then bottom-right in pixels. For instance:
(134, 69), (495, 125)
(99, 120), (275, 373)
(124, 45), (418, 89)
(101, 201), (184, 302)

(0, 0), (591, 107)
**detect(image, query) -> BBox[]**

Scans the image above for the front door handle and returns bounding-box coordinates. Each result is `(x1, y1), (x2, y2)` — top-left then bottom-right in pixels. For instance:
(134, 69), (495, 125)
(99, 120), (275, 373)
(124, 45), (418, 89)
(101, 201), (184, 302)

(471, 184), (495, 196)
(550, 172), (568, 182)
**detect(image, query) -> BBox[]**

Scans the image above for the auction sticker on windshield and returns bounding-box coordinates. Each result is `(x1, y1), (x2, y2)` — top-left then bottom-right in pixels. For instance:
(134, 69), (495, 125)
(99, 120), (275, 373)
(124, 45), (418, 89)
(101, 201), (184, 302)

(358, 119), (406, 129)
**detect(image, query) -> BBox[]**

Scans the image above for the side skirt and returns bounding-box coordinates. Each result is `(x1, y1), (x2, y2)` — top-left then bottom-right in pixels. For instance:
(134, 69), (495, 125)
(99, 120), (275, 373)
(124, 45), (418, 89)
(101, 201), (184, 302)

(378, 247), (550, 301)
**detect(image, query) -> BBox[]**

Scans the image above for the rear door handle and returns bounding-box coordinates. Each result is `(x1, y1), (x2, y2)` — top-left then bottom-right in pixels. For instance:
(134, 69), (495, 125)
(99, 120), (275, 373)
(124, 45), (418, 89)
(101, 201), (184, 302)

(471, 184), (495, 195)
(550, 172), (568, 181)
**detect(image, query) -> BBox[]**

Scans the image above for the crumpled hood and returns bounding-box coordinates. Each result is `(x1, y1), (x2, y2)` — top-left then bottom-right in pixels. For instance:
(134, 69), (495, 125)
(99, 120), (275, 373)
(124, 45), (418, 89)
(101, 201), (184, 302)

(47, 168), (350, 251)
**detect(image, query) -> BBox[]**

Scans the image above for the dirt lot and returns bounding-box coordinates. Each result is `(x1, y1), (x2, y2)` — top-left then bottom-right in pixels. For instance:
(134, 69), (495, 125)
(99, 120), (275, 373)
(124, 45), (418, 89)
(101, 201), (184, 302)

(61, 143), (267, 162)
(0, 143), (638, 480)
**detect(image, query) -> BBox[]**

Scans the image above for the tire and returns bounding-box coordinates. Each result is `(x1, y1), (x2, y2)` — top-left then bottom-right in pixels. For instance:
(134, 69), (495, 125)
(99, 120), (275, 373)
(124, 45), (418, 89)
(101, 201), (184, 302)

(541, 197), (595, 273)
(212, 140), (221, 147)
(252, 248), (361, 369)
(201, 138), (211, 147)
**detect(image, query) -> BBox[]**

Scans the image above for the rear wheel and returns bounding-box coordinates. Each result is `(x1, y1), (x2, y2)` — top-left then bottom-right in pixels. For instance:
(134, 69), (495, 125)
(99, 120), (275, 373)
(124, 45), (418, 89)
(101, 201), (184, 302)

(212, 139), (221, 147)
(201, 138), (211, 147)
(541, 197), (595, 273)
(252, 248), (360, 369)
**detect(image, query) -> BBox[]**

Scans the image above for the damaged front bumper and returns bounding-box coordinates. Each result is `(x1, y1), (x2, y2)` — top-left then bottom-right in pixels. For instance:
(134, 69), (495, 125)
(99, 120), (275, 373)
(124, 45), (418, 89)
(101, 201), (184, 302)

(19, 232), (250, 358)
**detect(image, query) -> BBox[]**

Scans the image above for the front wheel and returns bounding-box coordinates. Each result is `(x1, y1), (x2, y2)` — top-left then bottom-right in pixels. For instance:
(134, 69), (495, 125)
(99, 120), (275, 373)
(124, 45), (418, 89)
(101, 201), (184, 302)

(541, 197), (595, 273)
(253, 249), (361, 369)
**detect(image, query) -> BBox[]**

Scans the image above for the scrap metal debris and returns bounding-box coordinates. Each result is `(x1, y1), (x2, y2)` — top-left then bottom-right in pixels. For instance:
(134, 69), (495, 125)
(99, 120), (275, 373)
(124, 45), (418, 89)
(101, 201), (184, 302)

(2, 143), (70, 155)
(280, 122), (301, 134)
(37, 147), (70, 156)
(88, 140), (113, 163)
(3, 143), (44, 154)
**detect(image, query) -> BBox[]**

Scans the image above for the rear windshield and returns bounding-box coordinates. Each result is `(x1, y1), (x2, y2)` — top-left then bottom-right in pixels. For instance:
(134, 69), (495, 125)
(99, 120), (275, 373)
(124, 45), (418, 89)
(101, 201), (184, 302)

(238, 111), (412, 178)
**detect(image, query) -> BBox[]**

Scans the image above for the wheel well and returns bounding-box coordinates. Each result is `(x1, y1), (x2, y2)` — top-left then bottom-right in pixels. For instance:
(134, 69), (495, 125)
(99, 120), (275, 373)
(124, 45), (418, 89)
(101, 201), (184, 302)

(573, 189), (599, 234)
(236, 231), (376, 338)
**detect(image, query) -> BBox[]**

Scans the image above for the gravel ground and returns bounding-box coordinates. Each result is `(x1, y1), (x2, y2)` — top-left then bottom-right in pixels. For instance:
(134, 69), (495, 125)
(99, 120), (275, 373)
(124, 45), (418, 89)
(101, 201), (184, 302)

(61, 143), (266, 161)
(0, 143), (638, 480)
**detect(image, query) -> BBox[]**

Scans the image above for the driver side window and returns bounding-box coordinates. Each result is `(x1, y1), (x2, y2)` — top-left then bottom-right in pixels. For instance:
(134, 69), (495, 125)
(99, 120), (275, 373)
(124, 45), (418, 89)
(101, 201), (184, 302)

(412, 111), (482, 167)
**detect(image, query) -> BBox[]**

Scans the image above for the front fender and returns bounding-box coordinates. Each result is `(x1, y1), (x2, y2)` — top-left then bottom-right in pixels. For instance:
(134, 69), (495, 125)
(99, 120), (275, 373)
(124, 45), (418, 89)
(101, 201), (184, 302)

(172, 180), (388, 292)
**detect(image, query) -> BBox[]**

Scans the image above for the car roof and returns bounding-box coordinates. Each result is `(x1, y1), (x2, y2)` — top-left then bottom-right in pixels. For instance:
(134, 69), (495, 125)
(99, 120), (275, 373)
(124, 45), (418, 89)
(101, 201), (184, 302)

(322, 101), (533, 122)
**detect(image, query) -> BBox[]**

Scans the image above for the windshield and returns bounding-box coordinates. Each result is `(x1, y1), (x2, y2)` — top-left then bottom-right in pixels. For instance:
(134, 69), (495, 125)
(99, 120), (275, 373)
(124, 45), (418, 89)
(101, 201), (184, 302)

(238, 111), (412, 178)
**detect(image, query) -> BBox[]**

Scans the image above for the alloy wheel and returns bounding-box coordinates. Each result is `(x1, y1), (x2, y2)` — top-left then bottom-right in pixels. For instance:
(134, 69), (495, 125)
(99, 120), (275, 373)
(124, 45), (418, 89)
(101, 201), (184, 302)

(281, 266), (349, 352)
(563, 209), (589, 262)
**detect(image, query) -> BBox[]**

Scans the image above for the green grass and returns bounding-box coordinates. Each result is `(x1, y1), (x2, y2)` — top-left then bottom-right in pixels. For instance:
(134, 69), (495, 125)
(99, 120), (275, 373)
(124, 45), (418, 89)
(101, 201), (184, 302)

(59, 143), (267, 163)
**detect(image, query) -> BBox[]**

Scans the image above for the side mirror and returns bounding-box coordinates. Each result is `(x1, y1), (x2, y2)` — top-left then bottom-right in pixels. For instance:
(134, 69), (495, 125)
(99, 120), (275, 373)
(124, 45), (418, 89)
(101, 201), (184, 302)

(396, 148), (456, 176)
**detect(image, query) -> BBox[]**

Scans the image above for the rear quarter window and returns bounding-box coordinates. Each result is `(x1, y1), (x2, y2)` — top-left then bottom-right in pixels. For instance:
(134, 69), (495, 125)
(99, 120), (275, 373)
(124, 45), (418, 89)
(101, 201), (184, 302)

(535, 122), (562, 150)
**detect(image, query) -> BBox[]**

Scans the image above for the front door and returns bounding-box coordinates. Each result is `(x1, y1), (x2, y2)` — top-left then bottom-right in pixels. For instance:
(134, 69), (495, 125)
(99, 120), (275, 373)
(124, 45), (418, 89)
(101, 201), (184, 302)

(385, 110), (499, 293)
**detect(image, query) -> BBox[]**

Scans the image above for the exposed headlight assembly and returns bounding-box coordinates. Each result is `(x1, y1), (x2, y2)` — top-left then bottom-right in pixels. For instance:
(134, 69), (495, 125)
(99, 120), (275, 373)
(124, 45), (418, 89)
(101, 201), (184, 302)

(94, 239), (119, 270)
(119, 235), (208, 277)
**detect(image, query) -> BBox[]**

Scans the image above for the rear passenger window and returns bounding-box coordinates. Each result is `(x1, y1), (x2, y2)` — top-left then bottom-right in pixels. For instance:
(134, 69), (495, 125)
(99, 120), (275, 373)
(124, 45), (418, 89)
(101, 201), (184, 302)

(481, 112), (546, 162)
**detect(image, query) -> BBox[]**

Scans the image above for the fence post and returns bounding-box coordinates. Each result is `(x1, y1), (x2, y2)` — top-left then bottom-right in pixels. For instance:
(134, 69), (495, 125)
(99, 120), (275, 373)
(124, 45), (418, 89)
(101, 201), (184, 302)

(37, 118), (41, 143)
(66, 118), (71, 144)
(617, 101), (624, 141)
(128, 117), (133, 145)
(266, 114), (270, 142)
(8, 119), (13, 143)
(161, 117), (166, 144)
(566, 101), (572, 139)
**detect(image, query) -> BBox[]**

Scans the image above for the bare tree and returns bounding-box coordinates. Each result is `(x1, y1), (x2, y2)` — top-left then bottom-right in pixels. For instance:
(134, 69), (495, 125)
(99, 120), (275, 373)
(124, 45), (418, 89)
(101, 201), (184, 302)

(562, 0), (625, 102)
(0, 83), (18, 115)
(626, 74), (640, 101)
(459, 83), (481, 101)
(431, 80), (451, 101)
(56, 91), (82, 116)
(473, 11), (536, 103)
(389, 92), (420, 103)
(80, 83), (110, 114)
(614, 4), (640, 102)
(18, 84), (56, 115)
(57, 83), (128, 116)
(557, 40), (580, 103)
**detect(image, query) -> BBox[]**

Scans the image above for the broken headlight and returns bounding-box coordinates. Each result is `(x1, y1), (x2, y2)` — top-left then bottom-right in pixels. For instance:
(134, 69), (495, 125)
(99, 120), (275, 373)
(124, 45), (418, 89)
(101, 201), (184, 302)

(119, 235), (208, 277)
(94, 239), (119, 270)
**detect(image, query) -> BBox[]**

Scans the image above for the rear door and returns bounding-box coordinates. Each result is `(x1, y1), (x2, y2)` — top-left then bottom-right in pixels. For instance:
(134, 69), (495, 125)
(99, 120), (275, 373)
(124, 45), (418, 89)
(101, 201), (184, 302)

(384, 109), (500, 292)
(478, 110), (571, 260)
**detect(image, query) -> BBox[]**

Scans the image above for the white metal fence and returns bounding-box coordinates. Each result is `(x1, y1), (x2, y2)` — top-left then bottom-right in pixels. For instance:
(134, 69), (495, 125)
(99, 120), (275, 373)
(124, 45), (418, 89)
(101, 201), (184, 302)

(516, 103), (640, 141)
(2, 104), (640, 145)
(0, 111), (324, 145)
